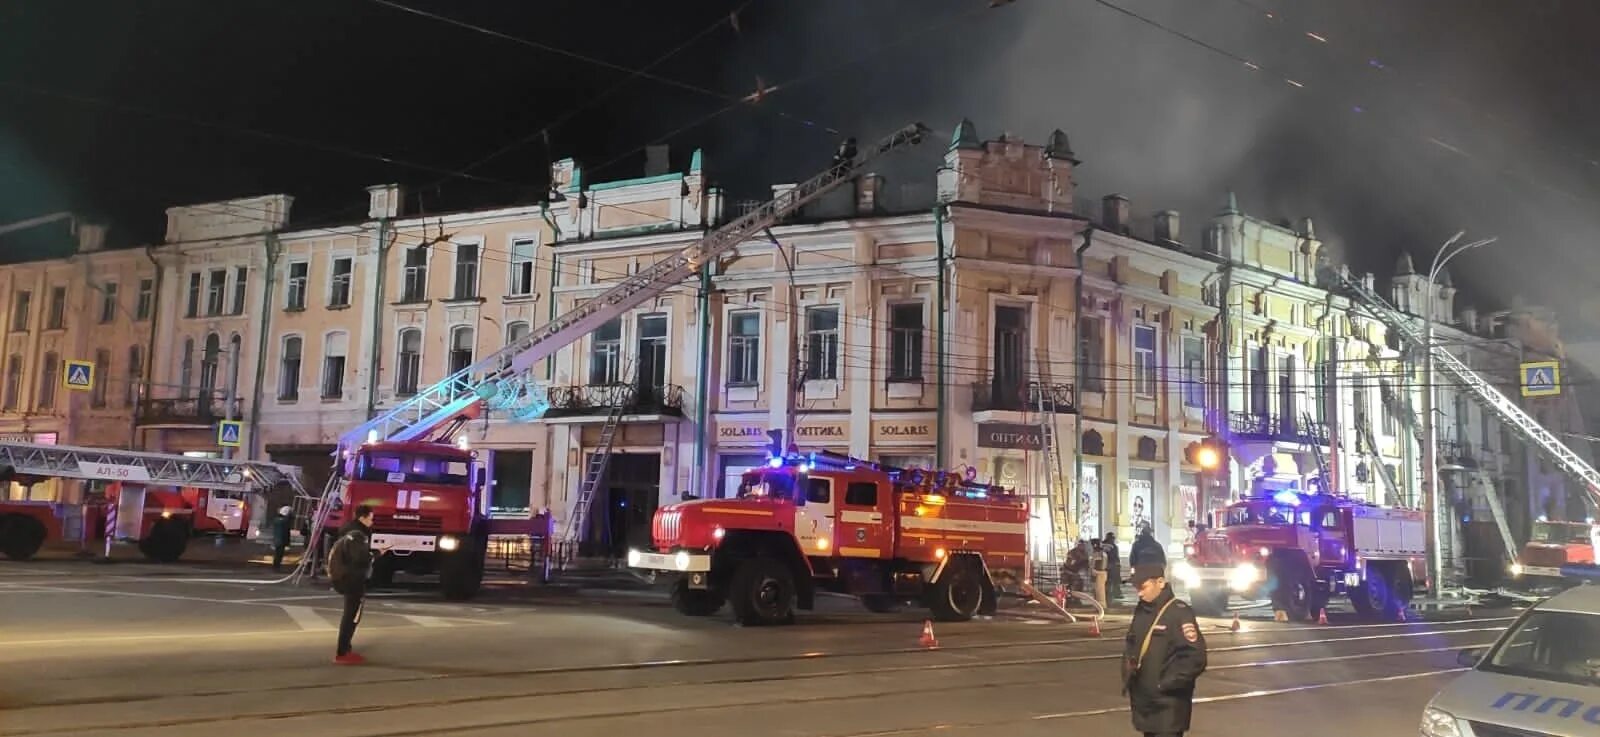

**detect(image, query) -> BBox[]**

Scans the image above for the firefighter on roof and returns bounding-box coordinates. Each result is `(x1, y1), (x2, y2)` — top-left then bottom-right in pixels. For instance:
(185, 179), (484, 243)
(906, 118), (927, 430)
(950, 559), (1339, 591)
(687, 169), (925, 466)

(1122, 563), (1208, 737)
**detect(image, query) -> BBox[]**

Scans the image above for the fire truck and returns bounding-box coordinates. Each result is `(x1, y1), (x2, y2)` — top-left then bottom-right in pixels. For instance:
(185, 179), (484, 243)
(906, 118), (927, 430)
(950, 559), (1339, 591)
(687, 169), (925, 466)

(627, 449), (1028, 626)
(302, 123), (932, 600)
(0, 441), (302, 562)
(1509, 517), (1599, 587)
(1173, 489), (1426, 621)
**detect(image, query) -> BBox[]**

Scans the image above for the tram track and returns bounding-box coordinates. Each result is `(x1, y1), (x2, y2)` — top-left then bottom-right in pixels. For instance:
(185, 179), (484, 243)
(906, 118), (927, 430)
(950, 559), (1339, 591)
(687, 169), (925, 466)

(0, 623), (1500, 736)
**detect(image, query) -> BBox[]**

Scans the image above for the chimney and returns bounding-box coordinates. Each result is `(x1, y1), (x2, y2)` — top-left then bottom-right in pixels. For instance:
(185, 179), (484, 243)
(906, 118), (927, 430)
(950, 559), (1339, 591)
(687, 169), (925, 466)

(644, 145), (670, 177)
(857, 173), (884, 214)
(1102, 194), (1130, 233)
(1154, 210), (1181, 243)
(76, 223), (107, 253)
(366, 184), (403, 219)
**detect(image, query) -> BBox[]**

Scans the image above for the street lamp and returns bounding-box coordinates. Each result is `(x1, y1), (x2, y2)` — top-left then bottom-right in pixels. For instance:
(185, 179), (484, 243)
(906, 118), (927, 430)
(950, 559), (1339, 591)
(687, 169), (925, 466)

(1420, 231), (1497, 598)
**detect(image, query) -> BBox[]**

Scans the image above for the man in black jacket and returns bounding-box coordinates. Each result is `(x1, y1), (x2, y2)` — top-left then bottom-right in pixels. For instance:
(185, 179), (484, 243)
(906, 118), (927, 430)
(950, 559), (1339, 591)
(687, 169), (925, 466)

(329, 503), (379, 665)
(1122, 563), (1207, 737)
(1129, 525), (1167, 567)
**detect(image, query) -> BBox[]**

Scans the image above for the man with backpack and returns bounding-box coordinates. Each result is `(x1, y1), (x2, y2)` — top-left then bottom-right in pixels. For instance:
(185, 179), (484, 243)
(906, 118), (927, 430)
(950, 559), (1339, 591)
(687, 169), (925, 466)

(327, 503), (383, 665)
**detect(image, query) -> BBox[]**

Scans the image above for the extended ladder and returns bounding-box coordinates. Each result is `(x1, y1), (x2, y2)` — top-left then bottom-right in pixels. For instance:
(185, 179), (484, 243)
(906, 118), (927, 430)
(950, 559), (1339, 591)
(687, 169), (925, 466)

(1346, 414), (1403, 507)
(1032, 382), (1068, 575)
(1330, 266), (1600, 510)
(1298, 411), (1337, 492)
(338, 123), (933, 454)
(0, 441), (303, 494)
(560, 380), (636, 564)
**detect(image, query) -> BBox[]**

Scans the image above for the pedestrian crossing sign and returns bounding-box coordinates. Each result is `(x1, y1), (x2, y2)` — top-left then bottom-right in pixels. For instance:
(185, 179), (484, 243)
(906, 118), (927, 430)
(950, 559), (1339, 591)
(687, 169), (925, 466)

(1520, 360), (1561, 397)
(63, 359), (94, 391)
(217, 420), (243, 448)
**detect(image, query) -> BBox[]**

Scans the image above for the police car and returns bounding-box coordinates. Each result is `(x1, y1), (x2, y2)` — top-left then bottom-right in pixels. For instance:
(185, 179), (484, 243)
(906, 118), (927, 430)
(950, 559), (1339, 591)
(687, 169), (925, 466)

(1421, 582), (1600, 737)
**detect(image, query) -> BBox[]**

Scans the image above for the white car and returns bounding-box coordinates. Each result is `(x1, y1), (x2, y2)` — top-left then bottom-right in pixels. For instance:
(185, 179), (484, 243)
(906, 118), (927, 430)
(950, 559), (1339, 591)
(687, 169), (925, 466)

(1421, 583), (1600, 737)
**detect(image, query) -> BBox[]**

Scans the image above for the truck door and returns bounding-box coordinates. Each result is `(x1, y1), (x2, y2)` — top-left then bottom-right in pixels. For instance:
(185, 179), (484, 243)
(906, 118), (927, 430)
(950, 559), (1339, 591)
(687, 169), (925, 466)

(1313, 506), (1346, 569)
(794, 476), (836, 554)
(836, 480), (890, 559)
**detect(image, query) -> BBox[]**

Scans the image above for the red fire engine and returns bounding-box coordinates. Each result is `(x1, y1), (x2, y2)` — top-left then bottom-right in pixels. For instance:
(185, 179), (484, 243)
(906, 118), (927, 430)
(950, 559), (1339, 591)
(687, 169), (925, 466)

(1174, 488), (1426, 621)
(1509, 517), (1600, 587)
(627, 449), (1028, 626)
(316, 438), (487, 599)
(102, 482), (252, 562)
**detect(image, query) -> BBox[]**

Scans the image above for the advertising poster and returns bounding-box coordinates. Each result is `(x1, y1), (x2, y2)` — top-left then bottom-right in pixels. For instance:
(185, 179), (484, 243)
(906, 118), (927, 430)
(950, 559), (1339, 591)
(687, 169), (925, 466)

(1078, 464), (1101, 542)
(1126, 477), (1153, 534)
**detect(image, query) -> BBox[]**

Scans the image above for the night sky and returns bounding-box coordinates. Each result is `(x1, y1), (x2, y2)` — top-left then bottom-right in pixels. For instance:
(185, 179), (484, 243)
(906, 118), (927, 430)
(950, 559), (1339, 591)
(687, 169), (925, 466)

(4, 1), (1599, 332)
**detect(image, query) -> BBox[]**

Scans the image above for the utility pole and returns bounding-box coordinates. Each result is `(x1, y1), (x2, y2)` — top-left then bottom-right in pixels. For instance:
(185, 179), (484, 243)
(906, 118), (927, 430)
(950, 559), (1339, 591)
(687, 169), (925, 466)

(769, 229), (799, 452)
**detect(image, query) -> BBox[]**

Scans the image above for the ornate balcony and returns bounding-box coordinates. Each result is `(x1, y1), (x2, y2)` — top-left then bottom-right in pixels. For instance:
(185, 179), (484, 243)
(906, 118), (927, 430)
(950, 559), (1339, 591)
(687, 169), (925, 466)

(541, 383), (686, 419)
(970, 378), (1076, 414)
(136, 396), (245, 427)
(1228, 411), (1328, 446)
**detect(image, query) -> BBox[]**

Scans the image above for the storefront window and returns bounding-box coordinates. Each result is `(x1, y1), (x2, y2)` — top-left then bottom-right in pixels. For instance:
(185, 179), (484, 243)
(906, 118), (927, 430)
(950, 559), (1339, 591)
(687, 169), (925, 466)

(491, 451), (532, 516)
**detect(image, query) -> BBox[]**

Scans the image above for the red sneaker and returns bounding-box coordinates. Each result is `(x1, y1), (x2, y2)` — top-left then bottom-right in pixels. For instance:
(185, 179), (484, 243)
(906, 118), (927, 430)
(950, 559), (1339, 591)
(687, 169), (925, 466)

(333, 652), (366, 665)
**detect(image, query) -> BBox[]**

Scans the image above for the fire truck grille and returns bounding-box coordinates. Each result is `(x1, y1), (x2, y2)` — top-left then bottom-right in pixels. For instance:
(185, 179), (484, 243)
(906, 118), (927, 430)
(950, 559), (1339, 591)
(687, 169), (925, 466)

(654, 510), (681, 545)
(375, 513), (443, 532)
(1468, 721), (1555, 737)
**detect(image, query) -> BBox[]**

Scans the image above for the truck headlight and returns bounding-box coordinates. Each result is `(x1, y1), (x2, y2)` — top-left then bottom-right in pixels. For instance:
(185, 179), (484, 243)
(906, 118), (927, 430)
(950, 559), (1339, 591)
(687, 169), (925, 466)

(627, 549), (642, 567)
(1228, 562), (1260, 592)
(1509, 562), (1524, 577)
(1420, 706), (1462, 737)
(674, 551), (692, 571)
(1170, 560), (1200, 589)
(437, 535), (460, 552)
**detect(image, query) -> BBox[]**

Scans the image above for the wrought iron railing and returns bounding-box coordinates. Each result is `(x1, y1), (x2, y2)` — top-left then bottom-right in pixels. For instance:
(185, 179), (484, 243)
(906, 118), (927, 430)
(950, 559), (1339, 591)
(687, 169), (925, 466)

(1228, 411), (1329, 445)
(136, 396), (245, 426)
(970, 377), (1076, 413)
(543, 383), (686, 418)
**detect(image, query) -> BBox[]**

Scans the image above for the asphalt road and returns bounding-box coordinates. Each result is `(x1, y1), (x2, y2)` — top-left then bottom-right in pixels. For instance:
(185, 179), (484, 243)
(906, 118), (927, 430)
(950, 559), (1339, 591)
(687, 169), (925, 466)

(0, 559), (1519, 737)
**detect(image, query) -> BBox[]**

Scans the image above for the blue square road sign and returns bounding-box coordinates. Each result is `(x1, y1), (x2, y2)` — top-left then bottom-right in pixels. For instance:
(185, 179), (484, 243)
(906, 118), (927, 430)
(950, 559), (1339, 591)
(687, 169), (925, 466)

(217, 420), (243, 447)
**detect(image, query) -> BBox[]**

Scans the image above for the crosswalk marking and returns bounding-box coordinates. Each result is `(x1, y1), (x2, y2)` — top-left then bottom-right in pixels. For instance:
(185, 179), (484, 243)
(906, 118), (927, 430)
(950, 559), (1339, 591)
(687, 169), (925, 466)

(279, 605), (336, 632)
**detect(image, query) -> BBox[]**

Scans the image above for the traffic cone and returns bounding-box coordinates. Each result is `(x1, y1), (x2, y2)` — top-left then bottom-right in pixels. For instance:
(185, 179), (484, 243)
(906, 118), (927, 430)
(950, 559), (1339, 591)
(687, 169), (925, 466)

(1089, 616), (1102, 637)
(1317, 608), (1329, 626)
(1053, 586), (1068, 610)
(919, 620), (939, 648)
(1229, 613), (1241, 633)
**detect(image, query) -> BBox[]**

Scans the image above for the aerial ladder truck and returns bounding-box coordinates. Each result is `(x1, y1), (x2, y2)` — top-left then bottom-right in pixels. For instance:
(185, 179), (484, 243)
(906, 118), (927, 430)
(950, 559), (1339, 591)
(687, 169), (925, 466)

(305, 124), (933, 599)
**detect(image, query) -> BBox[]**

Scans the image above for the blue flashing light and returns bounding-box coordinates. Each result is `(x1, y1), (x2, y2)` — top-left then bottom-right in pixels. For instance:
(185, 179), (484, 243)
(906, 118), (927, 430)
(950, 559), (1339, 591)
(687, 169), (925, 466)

(1272, 490), (1302, 507)
(1559, 564), (1600, 582)
(767, 457), (783, 468)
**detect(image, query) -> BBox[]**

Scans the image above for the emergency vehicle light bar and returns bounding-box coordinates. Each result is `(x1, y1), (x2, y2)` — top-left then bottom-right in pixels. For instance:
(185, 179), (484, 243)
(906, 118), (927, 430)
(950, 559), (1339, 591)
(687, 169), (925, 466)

(769, 448), (1018, 499)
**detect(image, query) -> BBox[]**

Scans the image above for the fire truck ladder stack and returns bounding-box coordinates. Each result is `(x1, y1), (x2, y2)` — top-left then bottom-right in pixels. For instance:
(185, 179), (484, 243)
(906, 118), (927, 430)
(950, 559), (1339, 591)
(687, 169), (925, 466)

(310, 123), (930, 567)
(1346, 411), (1404, 508)
(1298, 410), (1342, 496)
(1031, 382), (1069, 583)
(557, 372), (636, 568)
(1331, 266), (1600, 585)
(0, 441), (307, 495)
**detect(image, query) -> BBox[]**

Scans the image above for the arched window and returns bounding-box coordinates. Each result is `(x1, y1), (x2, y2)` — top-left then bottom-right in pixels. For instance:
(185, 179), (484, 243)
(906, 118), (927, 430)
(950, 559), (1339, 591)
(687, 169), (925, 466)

(199, 333), (221, 398)
(278, 335), (302, 401)
(126, 345), (143, 407)
(502, 321), (530, 369)
(321, 331), (349, 400)
(448, 326), (474, 376)
(396, 328), (422, 396)
(180, 338), (195, 398)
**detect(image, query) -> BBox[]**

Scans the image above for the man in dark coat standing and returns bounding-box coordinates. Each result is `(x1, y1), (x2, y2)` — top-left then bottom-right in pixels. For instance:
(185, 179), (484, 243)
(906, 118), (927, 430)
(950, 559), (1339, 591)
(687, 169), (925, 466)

(328, 503), (380, 665)
(270, 505), (293, 572)
(1130, 525), (1167, 567)
(1122, 563), (1207, 737)
(1103, 532), (1122, 602)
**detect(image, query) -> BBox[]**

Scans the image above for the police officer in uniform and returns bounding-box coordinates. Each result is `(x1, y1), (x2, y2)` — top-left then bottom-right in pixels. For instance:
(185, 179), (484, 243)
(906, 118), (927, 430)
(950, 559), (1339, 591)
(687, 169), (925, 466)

(1122, 563), (1207, 737)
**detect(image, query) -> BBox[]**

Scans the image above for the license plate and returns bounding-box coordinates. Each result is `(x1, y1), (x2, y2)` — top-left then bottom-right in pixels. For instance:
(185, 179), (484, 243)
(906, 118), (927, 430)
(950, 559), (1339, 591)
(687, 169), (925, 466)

(371, 534), (435, 553)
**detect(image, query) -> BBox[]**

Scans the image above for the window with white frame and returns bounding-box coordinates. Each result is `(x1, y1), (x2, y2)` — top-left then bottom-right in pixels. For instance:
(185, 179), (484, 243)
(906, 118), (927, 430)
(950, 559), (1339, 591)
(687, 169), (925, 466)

(1, 354), (19, 410)
(1133, 323), (1158, 397)
(90, 348), (111, 408)
(1380, 379), (1399, 436)
(395, 328), (422, 396)
(99, 283), (118, 324)
(805, 306), (839, 381)
(185, 273), (201, 317)
(1078, 316), (1104, 392)
(509, 239), (536, 296)
(1181, 335), (1205, 408)
(38, 352), (58, 410)
(136, 279), (153, 320)
(501, 321), (530, 370)
(447, 326), (475, 377)
(231, 266), (248, 315)
(180, 338), (194, 398)
(126, 345), (143, 406)
(46, 286), (66, 329)
(199, 333), (221, 398)
(888, 303), (923, 381)
(10, 290), (29, 332)
(278, 336), (301, 401)
(453, 243), (479, 299)
(727, 311), (761, 386)
(329, 257), (353, 307)
(206, 269), (226, 316)
(321, 332), (348, 400)
(589, 318), (622, 384)
(401, 247), (427, 302)
(285, 262), (308, 311)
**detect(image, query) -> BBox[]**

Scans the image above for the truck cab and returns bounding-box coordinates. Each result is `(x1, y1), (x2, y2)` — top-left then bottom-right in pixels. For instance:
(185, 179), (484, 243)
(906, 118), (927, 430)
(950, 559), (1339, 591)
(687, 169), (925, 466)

(1511, 518), (1599, 586)
(1174, 490), (1425, 621)
(323, 439), (487, 599)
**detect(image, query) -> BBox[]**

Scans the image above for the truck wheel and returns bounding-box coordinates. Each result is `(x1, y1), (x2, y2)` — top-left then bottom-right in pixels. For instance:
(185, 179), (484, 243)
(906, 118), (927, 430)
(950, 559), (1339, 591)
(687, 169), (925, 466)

(1270, 561), (1314, 621)
(440, 538), (485, 601)
(729, 557), (797, 626)
(1190, 588), (1229, 617)
(672, 579), (724, 616)
(929, 559), (984, 622)
(139, 519), (190, 563)
(860, 594), (903, 613)
(1350, 566), (1393, 620)
(0, 515), (46, 561)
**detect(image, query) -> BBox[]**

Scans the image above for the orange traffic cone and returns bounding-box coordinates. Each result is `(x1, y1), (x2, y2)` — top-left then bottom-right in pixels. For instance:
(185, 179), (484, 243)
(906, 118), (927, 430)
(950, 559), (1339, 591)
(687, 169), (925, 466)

(1317, 608), (1329, 626)
(1229, 613), (1241, 633)
(1053, 586), (1068, 610)
(1089, 616), (1102, 637)
(919, 620), (939, 648)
